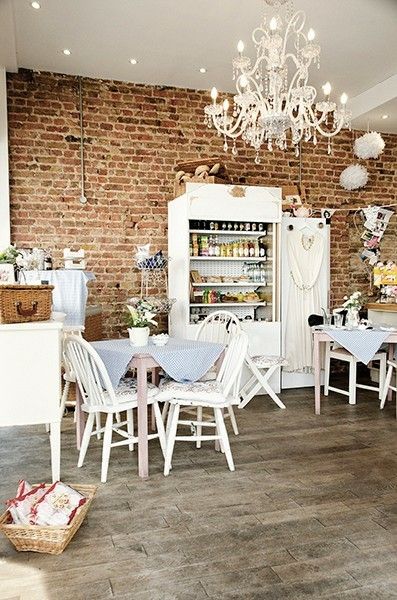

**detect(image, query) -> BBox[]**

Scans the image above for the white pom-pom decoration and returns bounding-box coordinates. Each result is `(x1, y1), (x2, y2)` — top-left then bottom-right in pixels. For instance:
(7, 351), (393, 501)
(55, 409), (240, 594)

(339, 164), (369, 191)
(354, 131), (385, 160)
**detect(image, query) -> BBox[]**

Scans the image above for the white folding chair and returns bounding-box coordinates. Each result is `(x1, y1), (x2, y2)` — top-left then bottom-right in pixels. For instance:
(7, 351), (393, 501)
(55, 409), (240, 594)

(380, 360), (397, 418)
(239, 354), (287, 409)
(324, 346), (387, 405)
(64, 335), (166, 482)
(157, 332), (249, 475)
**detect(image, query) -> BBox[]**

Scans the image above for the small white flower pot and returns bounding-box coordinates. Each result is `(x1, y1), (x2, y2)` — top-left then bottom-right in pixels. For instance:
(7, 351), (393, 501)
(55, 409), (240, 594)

(128, 326), (149, 347)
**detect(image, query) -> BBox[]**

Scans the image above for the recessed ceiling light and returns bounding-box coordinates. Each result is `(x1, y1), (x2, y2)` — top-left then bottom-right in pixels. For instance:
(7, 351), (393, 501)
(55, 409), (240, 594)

(199, 67), (207, 74)
(381, 114), (389, 120)
(31, 1), (41, 9)
(129, 58), (138, 65)
(62, 49), (71, 56)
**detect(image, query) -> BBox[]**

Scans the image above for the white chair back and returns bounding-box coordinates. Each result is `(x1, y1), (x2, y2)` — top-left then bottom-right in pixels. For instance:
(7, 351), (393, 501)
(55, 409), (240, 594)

(217, 332), (248, 400)
(62, 327), (84, 381)
(64, 335), (117, 408)
(196, 310), (242, 345)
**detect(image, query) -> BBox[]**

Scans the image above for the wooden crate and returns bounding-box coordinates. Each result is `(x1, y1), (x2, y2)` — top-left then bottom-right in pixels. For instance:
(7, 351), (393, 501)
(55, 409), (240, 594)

(174, 175), (227, 198)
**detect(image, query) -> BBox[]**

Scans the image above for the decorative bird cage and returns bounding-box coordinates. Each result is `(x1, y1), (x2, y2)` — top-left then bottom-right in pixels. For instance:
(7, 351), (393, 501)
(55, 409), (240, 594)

(134, 248), (175, 315)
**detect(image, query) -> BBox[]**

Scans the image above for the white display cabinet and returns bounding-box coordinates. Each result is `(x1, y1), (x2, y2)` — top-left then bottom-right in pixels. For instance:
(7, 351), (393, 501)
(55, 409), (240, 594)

(168, 182), (282, 391)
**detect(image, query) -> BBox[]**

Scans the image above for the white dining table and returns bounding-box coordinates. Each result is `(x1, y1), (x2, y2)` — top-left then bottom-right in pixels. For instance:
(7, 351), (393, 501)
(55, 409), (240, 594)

(312, 328), (397, 415)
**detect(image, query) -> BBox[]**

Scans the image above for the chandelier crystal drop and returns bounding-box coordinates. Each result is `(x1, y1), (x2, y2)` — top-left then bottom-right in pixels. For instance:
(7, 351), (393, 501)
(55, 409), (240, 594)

(204, 0), (351, 158)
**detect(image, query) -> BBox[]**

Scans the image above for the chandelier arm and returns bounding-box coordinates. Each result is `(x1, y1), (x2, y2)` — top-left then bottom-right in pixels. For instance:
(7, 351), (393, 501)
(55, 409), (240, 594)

(282, 11), (306, 57)
(305, 105), (344, 137)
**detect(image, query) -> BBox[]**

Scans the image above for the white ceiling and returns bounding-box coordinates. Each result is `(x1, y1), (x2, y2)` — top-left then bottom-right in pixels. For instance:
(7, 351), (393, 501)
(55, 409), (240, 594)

(3, 0), (397, 132)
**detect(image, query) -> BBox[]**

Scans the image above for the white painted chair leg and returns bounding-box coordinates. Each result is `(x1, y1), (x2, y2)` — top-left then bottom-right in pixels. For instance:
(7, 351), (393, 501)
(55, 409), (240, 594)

(126, 409), (134, 451)
(324, 343), (331, 396)
(196, 406), (203, 448)
(153, 402), (167, 458)
(348, 359), (357, 405)
(164, 404), (180, 476)
(101, 413), (113, 483)
(214, 407), (234, 472)
(378, 354), (387, 400)
(165, 403), (175, 441)
(45, 423), (50, 433)
(59, 380), (70, 420)
(380, 364), (393, 409)
(77, 412), (95, 468)
(95, 412), (102, 439)
(228, 406), (239, 435)
(162, 401), (169, 423)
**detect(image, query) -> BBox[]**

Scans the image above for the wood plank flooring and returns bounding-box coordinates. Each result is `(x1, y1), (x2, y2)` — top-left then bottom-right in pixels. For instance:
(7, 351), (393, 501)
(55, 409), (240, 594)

(0, 383), (396, 599)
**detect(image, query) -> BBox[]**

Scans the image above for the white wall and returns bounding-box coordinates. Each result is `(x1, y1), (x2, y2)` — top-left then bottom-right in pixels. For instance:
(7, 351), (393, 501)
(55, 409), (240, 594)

(0, 66), (10, 248)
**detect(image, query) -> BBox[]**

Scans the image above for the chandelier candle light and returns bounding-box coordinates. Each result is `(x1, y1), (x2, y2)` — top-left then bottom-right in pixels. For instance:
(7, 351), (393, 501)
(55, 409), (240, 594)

(204, 0), (351, 162)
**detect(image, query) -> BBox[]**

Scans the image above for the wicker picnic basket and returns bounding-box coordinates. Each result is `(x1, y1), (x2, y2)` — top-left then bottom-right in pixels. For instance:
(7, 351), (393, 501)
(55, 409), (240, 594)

(0, 484), (97, 554)
(0, 284), (54, 324)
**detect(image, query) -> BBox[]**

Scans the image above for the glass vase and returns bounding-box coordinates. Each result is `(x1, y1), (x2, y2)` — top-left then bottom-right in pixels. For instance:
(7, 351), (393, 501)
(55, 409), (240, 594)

(346, 307), (360, 328)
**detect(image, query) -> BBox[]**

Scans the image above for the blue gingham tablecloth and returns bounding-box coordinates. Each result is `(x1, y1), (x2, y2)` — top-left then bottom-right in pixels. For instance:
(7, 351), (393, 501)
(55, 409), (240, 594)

(321, 326), (391, 365)
(24, 269), (95, 327)
(91, 337), (225, 388)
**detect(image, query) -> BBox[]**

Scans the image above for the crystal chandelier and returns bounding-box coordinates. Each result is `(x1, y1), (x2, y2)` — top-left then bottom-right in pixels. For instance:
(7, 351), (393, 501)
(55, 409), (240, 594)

(204, 0), (351, 162)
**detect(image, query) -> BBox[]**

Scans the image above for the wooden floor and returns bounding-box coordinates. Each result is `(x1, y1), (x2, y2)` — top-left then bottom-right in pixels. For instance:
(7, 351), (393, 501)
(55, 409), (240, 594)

(1, 383), (396, 600)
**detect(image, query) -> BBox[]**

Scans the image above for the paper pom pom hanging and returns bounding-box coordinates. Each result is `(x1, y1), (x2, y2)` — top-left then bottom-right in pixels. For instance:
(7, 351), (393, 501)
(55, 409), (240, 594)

(354, 131), (385, 160)
(339, 164), (369, 191)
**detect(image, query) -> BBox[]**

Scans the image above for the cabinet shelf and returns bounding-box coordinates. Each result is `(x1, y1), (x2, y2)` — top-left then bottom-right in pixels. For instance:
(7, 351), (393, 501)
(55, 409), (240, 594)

(190, 229), (271, 237)
(192, 282), (268, 287)
(190, 256), (268, 262)
(190, 302), (268, 307)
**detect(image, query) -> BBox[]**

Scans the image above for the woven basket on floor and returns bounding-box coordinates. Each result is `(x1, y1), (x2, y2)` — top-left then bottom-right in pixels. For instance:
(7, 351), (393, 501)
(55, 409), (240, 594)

(0, 284), (54, 324)
(0, 484), (97, 554)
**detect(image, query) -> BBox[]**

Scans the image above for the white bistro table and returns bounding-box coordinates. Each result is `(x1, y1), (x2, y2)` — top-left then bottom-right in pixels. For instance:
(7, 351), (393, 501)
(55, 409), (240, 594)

(0, 320), (62, 481)
(313, 328), (397, 415)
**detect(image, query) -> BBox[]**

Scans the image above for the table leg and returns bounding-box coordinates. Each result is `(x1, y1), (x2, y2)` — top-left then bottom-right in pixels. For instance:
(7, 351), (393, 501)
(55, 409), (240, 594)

(50, 421), (61, 482)
(75, 386), (85, 450)
(313, 334), (321, 415)
(387, 343), (395, 403)
(150, 368), (160, 431)
(137, 359), (149, 479)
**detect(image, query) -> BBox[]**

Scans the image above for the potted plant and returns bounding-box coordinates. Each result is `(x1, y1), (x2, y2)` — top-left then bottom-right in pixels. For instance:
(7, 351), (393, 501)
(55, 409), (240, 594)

(0, 245), (20, 284)
(342, 291), (364, 328)
(126, 299), (158, 346)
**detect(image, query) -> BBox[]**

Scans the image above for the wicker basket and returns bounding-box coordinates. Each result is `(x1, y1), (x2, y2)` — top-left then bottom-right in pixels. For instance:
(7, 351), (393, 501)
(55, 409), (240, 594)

(0, 284), (54, 324)
(0, 484), (97, 554)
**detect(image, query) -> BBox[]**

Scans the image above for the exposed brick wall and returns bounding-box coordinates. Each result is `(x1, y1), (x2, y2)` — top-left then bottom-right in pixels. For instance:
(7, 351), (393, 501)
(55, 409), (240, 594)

(6, 69), (397, 337)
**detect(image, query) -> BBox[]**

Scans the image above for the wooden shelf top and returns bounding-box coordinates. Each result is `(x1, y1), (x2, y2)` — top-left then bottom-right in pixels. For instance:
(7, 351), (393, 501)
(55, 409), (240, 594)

(367, 303), (397, 313)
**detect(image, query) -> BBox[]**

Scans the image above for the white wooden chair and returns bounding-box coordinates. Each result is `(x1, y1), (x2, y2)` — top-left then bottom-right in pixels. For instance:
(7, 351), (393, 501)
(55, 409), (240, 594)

(239, 354), (288, 409)
(59, 325), (85, 420)
(380, 360), (397, 418)
(324, 346), (387, 405)
(157, 332), (248, 475)
(194, 310), (242, 442)
(64, 335), (166, 482)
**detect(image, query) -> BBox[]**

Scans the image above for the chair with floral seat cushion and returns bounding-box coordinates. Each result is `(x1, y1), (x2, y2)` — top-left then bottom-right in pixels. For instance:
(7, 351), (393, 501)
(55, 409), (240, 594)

(194, 310), (242, 442)
(239, 354), (288, 409)
(157, 332), (248, 476)
(64, 335), (166, 483)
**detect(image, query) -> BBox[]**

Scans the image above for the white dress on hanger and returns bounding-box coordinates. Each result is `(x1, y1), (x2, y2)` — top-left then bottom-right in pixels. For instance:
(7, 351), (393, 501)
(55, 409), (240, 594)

(285, 228), (325, 372)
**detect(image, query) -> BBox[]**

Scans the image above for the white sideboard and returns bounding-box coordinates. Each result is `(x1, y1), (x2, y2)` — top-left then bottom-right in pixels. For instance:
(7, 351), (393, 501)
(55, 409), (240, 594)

(0, 320), (62, 482)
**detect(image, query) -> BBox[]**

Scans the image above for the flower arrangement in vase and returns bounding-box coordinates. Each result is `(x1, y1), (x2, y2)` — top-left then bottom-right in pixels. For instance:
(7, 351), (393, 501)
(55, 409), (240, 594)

(342, 291), (364, 328)
(126, 298), (158, 346)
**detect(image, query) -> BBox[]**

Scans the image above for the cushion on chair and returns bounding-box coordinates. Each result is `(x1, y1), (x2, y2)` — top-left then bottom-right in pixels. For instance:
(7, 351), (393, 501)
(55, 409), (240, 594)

(250, 355), (288, 369)
(103, 377), (158, 404)
(156, 378), (225, 403)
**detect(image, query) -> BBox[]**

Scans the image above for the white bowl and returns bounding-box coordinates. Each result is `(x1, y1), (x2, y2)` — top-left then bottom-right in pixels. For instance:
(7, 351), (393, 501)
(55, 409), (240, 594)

(152, 334), (169, 346)
(51, 311), (67, 322)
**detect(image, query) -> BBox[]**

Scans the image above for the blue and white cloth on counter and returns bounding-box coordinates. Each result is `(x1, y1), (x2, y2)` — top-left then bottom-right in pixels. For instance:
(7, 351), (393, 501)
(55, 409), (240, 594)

(24, 269), (95, 327)
(91, 337), (224, 388)
(321, 326), (392, 365)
